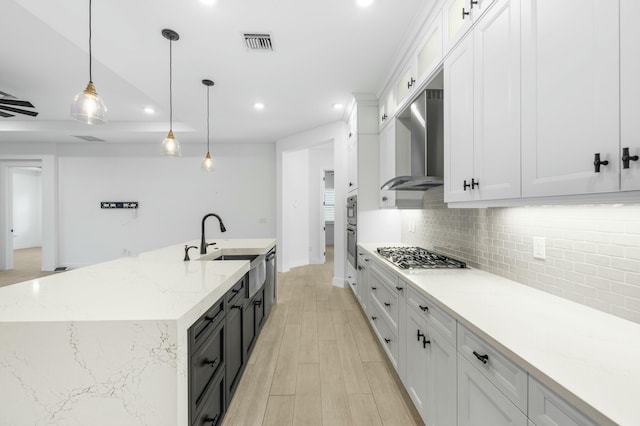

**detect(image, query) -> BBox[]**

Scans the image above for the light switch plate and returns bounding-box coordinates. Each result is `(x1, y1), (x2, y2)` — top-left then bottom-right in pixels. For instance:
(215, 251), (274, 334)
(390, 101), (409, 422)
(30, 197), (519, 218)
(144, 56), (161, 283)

(533, 237), (546, 260)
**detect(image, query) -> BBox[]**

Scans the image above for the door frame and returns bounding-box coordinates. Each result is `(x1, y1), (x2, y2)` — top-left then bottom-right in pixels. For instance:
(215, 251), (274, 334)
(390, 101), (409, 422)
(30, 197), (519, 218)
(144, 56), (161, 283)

(0, 155), (57, 271)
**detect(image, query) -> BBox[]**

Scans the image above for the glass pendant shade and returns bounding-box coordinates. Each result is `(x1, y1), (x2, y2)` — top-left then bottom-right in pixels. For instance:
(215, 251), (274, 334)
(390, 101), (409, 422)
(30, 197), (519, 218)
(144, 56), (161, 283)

(161, 130), (181, 156)
(201, 151), (214, 171)
(71, 81), (107, 125)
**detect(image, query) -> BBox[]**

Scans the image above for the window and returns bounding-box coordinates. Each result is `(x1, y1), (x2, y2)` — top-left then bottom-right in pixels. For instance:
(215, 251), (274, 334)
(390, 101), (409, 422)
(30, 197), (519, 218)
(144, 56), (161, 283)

(323, 189), (335, 222)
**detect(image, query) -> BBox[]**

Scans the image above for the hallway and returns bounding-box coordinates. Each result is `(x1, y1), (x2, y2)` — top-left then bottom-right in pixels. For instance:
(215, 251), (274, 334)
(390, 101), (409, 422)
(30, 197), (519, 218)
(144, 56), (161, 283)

(0, 247), (55, 288)
(222, 246), (422, 425)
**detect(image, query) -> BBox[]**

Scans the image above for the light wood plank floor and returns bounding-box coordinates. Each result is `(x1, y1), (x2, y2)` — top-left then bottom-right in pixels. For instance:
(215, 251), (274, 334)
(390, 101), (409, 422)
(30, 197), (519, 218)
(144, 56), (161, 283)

(0, 247), (56, 288)
(222, 246), (423, 426)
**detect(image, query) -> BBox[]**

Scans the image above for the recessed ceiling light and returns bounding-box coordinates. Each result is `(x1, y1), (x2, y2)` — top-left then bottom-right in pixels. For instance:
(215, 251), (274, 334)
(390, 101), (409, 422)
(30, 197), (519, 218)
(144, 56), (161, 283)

(254, 102), (265, 110)
(356, 0), (374, 7)
(200, 0), (216, 5)
(143, 106), (155, 114)
(333, 103), (344, 110)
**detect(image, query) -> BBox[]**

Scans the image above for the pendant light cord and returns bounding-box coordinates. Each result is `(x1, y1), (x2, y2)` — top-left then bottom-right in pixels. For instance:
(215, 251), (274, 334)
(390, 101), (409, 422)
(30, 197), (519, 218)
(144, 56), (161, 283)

(169, 39), (173, 131)
(88, 0), (93, 82)
(206, 86), (210, 152)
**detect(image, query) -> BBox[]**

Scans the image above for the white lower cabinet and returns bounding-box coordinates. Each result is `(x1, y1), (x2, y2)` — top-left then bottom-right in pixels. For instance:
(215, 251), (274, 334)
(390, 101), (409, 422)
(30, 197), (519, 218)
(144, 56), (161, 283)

(458, 354), (527, 426)
(405, 306), (429, 418)
(528, 378), (598, 426)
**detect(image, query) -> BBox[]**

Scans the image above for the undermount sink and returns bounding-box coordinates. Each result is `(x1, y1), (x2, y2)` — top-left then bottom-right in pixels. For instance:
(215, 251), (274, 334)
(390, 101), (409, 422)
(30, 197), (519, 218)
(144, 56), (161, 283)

(212, 254), (259, 262)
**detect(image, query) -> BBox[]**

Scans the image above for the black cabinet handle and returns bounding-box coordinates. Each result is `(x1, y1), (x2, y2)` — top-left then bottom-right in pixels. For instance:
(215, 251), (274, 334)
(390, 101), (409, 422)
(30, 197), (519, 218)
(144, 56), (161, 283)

(371, 315), (377, 321)
(419, 304), (429, 312)
(622, 147), (639, 169)
(417, 329), (424, 341)
(473, 350), (489, 364)
(371, 286), (377, 290)
(381, 113), (388, 121)
(594, 153), (609, 173)
(231, 304), (242, 310)
(384, 302), (391, 307)
(463, 180), (471, 191)
(205, 311), (222, 323)
(382, 196), (388, 202)
(384, 338), (391, 344)
(395, 286), (404, 292)
(365, 259), (370, 262)
(471, 178), (479, 189)
(204, 414), (219, 425)
(422, 337), (431, 348)
(358, 266), (364, 271)
(348, 132), (352, 138)
(203, 357), (219, 368)
(470, 0), (478, 8)
(349, 182), (354, 187)
(254, 299), (262, 307)
(407, 77), (416, 89)
(462, 7), (470, 18)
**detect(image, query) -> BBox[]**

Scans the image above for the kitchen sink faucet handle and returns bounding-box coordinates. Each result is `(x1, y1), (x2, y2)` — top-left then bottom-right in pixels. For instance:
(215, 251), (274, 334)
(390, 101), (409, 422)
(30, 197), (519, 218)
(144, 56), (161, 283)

(183, 245), (198, 261)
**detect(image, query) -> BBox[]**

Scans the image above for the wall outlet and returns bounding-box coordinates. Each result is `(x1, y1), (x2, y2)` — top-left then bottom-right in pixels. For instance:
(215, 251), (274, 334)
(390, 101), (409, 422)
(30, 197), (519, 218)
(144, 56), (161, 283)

(533, 237), (546, 260)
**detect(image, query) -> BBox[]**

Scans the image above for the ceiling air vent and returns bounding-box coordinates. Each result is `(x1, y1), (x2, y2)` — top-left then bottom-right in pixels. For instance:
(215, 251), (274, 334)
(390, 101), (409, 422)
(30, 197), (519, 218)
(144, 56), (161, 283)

(243, 33), (273, 51)
(73, 135), (105, 142)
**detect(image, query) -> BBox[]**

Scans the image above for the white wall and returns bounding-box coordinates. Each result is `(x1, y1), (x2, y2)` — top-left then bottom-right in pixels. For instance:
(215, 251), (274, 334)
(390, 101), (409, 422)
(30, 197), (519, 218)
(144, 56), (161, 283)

(276, 121), (348, 286)
(12, 168), (42, 250)
(308, 144), (334, 264)
(282, 149), (310, 269)
(55, 143), (275, 268)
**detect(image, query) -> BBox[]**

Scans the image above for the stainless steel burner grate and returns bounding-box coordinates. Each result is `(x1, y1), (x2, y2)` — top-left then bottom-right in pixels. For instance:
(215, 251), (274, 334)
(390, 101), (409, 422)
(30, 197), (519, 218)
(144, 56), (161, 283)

(376, 247), (466, 269)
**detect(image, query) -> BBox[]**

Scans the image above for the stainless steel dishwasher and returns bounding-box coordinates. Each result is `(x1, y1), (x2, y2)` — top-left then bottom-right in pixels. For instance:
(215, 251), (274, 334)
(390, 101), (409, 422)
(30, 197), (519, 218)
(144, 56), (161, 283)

(264, 248), (276, 316)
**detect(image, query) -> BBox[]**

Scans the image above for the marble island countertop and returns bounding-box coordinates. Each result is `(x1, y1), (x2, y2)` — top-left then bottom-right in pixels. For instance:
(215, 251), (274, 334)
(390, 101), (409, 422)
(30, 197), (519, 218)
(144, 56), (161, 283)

(0, 238), (275, 323)
(359, 242), (640, 426)
(0, 238), (275, 426)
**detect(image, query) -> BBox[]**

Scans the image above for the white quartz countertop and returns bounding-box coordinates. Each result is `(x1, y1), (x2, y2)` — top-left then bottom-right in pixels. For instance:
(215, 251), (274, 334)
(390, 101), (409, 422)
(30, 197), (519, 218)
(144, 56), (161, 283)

(0, 238), (276, 323)
(359, 243), (640, 426)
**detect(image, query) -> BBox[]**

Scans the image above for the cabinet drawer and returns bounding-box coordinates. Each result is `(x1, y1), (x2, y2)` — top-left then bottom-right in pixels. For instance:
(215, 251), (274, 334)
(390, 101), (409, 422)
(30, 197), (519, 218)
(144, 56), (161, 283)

(407, 284), (456, 346)
(370, 276), (400, 331)
(529, 377), (597, 426)
(457, 323), (527, 412)
(191, 299), (224, 347)
(191, 320), (224, 411)
(226, 275), (247, 306)
(369, 299), (400, 370)
(192, 366), (225, 426)
(458, 354), (527, 426)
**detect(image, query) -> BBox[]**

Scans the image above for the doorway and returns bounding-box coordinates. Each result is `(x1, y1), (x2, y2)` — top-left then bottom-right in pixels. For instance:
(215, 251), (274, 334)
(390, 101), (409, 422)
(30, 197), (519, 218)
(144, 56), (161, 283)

(0, 156), (57, 276)
(323, 170), (335, 264)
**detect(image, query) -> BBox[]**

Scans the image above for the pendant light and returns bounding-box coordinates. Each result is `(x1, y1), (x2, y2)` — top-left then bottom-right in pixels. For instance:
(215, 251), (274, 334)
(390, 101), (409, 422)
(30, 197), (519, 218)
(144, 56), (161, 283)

(70, 0), (108, 125)
(161, 29), (181, 157)
(201, 79), (215, 171)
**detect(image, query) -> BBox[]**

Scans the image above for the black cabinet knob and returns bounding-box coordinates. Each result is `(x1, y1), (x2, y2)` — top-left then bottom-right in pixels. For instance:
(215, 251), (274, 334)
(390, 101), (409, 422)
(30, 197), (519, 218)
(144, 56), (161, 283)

(473, 350), (489, 364)
(382, 196), (388, 202)
(384, 302), (391, 307)
(371, 286), (377, 290)
(395, 286), (404, 292)
(384, 338), (391, 344)
(419, 304), (429, 312)
(622, 147), (639, 169)
(349, 182), (353, 187)
(462, 7), (470, 18)
(594, 153), (609, 173)
(203, 357), (219, 368)
(371, 315), (377, 321)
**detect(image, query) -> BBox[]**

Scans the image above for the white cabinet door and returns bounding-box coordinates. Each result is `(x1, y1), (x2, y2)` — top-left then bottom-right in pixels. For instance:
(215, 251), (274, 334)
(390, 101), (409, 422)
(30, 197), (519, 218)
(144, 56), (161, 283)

(347, 109), (358, 192)
(620, 0), (640, 191)
(529, 378), (598, 426)
(521, 0), (620, 197)
(458, 355), (527, 426)
(472, 0), (520, 200)
(425, 327), (457, 426)
(444, 33), (475, 202)
(405, 306), (429, 421)
(379, 119), (397, 208)
(442, 0), (473, 52)
(417, 10), (443, 85)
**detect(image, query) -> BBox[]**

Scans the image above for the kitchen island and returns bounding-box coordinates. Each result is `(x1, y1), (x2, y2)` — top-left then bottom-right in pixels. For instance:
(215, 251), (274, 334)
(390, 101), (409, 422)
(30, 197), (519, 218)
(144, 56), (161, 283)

(0, 239), (275, 426)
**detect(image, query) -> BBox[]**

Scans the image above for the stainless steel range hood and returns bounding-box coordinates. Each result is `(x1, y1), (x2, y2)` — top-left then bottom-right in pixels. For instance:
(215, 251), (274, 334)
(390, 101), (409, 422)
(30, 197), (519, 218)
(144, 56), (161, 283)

(381, 87), (444, 192)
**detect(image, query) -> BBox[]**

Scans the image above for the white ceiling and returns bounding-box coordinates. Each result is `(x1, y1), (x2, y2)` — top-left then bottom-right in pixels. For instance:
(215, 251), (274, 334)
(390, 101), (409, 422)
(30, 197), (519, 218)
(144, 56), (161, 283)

(0, 0), (428, 146)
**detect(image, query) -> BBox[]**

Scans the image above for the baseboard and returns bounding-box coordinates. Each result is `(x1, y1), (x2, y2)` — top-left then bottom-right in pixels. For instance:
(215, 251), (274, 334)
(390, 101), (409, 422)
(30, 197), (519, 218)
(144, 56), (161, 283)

(332, 277), (346, 288)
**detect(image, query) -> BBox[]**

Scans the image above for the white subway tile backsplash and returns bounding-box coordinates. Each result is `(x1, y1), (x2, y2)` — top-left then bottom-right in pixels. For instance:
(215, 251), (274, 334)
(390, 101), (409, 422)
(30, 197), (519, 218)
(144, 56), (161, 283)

(400, 187), (640, 324)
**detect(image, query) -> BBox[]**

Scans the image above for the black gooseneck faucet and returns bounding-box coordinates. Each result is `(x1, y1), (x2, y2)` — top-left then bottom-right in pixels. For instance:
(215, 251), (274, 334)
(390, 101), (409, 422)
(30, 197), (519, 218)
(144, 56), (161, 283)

(200, 213), (227, 254)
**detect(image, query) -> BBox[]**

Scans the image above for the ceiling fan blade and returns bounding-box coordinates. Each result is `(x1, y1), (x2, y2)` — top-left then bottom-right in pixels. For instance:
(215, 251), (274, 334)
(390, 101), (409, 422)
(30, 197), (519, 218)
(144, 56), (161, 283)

(0, 105), (38, 117)
(0, 110), (14, 118)
(0, 99), (34, 108)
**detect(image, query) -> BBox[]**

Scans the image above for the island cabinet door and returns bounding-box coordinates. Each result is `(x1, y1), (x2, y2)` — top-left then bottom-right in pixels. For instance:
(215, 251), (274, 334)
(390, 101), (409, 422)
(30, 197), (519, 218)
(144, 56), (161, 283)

(225, 300), (244, 403)
(192, 367), (225, 426)
(243, 296), (257, 358)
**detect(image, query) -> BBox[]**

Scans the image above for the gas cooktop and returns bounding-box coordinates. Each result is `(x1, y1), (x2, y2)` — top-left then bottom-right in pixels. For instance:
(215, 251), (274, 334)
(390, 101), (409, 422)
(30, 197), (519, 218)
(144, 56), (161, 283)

(376, 246), (466, 270)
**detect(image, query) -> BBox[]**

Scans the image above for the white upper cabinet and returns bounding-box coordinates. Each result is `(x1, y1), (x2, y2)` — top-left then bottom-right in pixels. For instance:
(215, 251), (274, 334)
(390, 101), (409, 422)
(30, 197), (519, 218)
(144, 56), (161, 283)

(621, 0), (640, 191)
(443, 0), (496, 53)
(396, 65), (418, 108)
(379, 119), (397, 208)
(445, 0), (520, 203)
(417, 10), (444, 85)
(521, 0), (620, 197)
(347, 107), (358, 192)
